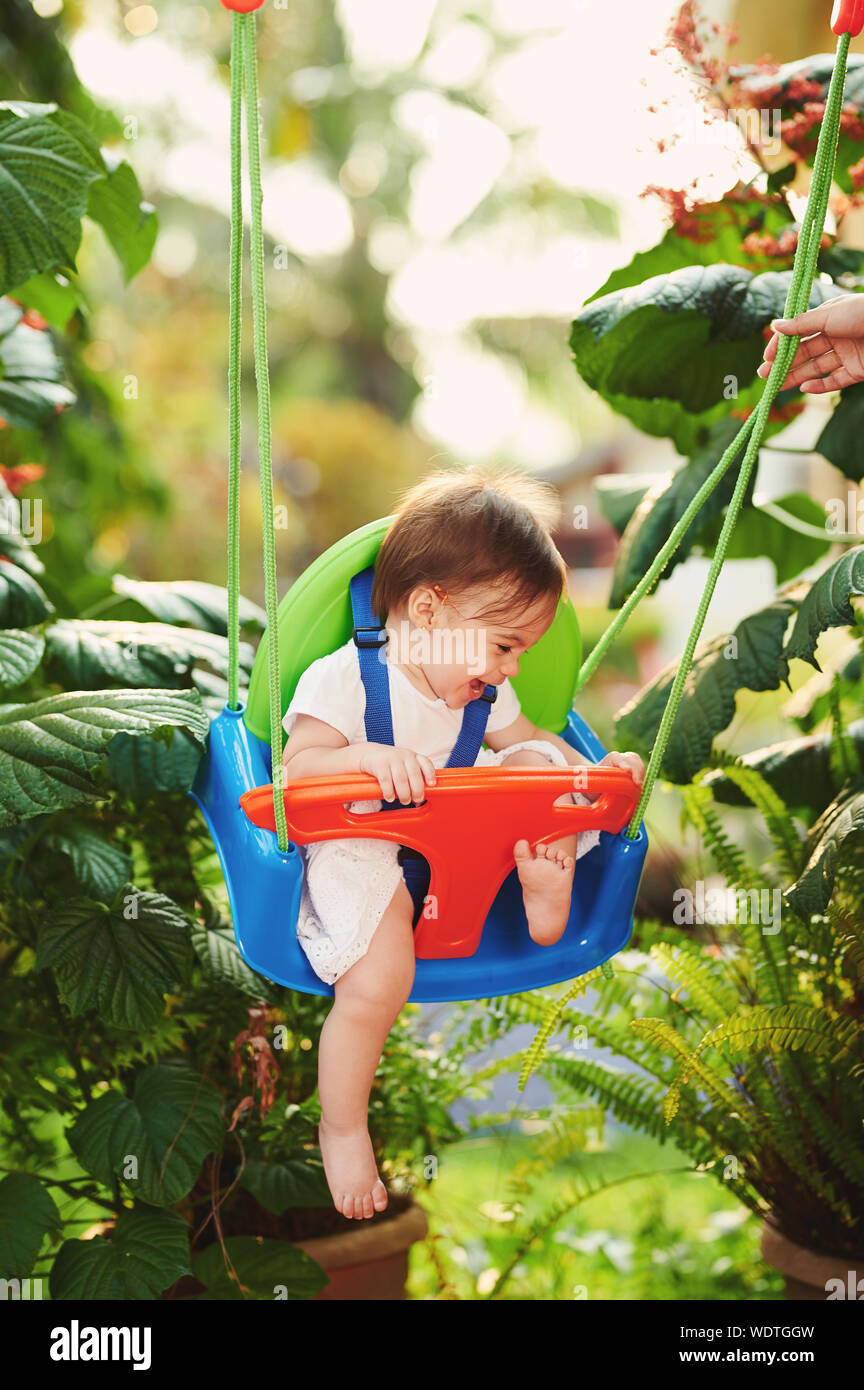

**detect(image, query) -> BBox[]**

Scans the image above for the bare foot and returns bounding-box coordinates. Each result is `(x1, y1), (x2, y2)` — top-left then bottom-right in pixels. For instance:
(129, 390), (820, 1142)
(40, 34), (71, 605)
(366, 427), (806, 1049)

(513, 839), (575, 947)
(318, 1118), (389, 1220)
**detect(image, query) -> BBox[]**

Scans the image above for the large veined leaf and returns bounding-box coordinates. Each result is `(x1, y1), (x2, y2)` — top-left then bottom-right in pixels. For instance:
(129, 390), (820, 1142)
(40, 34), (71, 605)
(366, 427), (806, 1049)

(86, 155), (157, 285)
(239, 1158), (333, 1213)
(193, 1235), (328, 1301)
(592, 473), (660, 536)
(608, 417), (755, 607)
(587, 193), (797, 303)
(695, 493), (833, 586)
(35, 889), (193, 1029)
(112, 575), (267, 635)
(784, 547), (864, 669)
(0, 102), (103, 296)
(50, 1205), (191, 1301)
(784, 787), (864, 919)
(0, 687), (208, 827)
(6, 270), (84, 331)
(614, 598), (796, 783)
(42, 821), (133, 901)
(0, 477), (45, 575)
(570, 264), (844, 452)
(189, 913), (282, 1002)
(68, 1066), (224, 1208)
(702, 719), (864, 818)
(44, 619), (253, 689)
(0, 1172), (62, 1278)
(105, 726), (205, 802)
(815, 381), (864, 483)
(0, 312), (75, 427)
(0, 558), (53, 626)
(0, 629), (44, 688)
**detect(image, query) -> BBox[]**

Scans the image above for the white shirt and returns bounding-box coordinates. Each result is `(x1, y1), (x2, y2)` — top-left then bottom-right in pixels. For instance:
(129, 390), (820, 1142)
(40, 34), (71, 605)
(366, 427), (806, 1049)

(282, 635), (522, 766)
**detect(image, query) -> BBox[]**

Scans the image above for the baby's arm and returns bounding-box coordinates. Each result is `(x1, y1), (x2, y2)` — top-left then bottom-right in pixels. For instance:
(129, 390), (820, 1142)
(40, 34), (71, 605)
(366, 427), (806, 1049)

(283, 714), (436, 805)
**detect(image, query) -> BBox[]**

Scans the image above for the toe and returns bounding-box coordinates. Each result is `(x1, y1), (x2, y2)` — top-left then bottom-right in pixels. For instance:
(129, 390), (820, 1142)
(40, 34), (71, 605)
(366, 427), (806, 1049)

(513, 839), (532, 860)
(362, 1192), (374, 1219)
(352, 1195), (364, 1220)
(372, 1181), (388, 1211)
(340, 1195), (354, 1219)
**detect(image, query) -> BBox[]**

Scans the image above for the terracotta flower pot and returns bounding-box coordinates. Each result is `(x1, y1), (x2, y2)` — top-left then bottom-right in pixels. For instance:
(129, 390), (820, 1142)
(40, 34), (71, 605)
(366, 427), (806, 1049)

(761, 1219), (864, 1301)
(293, 1197), (428, 1301)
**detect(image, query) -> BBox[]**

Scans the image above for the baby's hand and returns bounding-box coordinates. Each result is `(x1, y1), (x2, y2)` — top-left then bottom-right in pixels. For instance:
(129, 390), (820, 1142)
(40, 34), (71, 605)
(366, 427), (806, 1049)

(597, 750), (645, 788)
(359, 743), (437, 805)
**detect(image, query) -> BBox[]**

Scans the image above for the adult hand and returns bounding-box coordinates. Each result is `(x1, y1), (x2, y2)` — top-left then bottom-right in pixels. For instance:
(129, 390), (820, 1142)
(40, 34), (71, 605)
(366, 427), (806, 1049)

(757, 294), (864, 392)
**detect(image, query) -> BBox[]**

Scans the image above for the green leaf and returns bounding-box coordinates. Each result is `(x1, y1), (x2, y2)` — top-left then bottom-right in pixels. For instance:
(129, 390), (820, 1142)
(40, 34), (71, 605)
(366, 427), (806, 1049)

(86, 156), (157, 284)
(112, 575), (267, 635)
(35, 889), (192, 1029)
(0, 477), (45, 575)
(784, 546), (864, 670)
(784, 786), (864, 918)
(42, 821), (133, 900)
(5, 271), (84, 330)
(0, 687), (208, 828)
(592, 473), (658, 536)
(189, 913), (282, 1001)
(44, 619), (252, 688)
(240, 1158), (333, 1212)
(702, 719), (864, 818)
(570, 264), (844, 452)
(105, 726), (205, 802)
(68, 1067), (224, 1207)
(587, 193), (797, 302)
(815, 382), (864, 483)
(614, 598), (796, 782)
(192, 1235), (328, 1301)
(0, 559), (53, 626)
(0, 313), (75, 428)
(50, 1205), (191, 1300)
(0, 628), (44, 687)
(0, 1172), (62, 1278)
(609, 417), (753, 607)
(695, 492), (833, 585)
(0, 102), (104, 296)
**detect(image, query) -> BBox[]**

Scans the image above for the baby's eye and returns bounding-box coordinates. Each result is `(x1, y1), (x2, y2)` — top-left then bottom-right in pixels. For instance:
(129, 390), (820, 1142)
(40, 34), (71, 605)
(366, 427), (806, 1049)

(497, 645), (512, 654)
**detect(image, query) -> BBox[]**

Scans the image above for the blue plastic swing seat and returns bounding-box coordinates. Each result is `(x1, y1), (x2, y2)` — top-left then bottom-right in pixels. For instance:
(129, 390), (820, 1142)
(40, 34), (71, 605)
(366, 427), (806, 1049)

(190, 516), (649, 1003)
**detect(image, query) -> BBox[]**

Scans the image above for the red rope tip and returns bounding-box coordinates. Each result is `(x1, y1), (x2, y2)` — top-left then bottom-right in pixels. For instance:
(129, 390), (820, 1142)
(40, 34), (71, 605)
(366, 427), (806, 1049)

(832, 0), (864, 36)
(220, 0), (266, 11)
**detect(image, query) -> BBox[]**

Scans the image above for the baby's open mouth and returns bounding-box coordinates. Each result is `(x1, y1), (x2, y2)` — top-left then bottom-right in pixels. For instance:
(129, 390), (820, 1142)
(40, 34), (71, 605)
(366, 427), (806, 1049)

(468, 678), (484, 697)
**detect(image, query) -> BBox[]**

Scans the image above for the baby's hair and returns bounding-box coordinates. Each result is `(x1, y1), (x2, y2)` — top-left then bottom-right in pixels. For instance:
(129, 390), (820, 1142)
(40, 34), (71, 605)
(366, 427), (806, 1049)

(371, 463), (567, 625)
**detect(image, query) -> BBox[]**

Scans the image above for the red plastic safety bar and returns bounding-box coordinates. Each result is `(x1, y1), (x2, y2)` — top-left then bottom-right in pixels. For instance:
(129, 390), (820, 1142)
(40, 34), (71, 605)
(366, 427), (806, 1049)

(240, 766), (641, 959)
(832, 0), (864, 36)
(220, 0), (266, 11)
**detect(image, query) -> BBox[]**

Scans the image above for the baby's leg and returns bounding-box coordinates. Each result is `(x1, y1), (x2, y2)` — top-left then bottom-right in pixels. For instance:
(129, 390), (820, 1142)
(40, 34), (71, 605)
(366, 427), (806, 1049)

(500, 748), (578, 948)
(317, 877), (416, 1220)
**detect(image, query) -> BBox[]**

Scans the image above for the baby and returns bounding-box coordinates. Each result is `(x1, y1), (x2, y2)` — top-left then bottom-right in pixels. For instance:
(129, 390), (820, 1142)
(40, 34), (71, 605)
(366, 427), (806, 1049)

(280, 467), (645, 1220)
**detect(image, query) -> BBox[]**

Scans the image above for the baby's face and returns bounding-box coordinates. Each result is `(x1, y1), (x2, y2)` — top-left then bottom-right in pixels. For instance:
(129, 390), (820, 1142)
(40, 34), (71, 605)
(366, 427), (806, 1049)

(400, 579), (557, 709)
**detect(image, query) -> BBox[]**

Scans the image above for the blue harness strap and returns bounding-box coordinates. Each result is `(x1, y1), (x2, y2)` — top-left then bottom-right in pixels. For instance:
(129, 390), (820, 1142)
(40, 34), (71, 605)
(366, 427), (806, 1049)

(349, 565), (498, 926)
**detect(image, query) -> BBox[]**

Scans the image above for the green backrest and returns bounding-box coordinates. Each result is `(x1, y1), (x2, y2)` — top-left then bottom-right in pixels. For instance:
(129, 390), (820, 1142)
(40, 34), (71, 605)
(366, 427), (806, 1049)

(243, 515), (582, 744)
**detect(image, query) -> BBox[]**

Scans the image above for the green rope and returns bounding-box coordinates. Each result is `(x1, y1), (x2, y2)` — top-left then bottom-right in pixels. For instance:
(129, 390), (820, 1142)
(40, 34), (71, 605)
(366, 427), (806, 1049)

(240, 14), (288, 851)
(620, 30), (851, 840)
(226, 11), (243, 711)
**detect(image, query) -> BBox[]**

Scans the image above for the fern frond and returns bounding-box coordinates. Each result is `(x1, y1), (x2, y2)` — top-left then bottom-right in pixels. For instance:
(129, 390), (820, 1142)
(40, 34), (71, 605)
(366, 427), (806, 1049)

(649, 940), (740, 1025)
(713, 762), (805, 878)
(629, 1017), (746, 1125)
(681, 783), (758, 891)
(696, 1004), (863, 1071)
(517, 967), (603, 1091)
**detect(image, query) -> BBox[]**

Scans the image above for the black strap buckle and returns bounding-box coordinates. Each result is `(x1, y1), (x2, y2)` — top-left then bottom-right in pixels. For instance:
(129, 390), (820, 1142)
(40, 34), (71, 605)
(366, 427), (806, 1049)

(353, 625), (389, 649)
(478, 683), (497, 704)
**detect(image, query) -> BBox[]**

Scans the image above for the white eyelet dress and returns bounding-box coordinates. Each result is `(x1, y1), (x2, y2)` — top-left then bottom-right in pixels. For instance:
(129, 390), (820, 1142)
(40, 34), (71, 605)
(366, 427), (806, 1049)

(280, 637), (601, 985)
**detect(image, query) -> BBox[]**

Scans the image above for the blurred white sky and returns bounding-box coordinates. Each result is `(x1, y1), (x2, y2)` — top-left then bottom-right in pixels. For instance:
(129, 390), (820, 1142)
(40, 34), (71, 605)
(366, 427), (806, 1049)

(67, 0), (751, 465)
